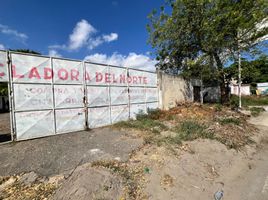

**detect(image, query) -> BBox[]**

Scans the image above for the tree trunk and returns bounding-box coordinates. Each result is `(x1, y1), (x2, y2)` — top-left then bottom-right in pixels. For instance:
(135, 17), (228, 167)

(213, 52), (228, 104)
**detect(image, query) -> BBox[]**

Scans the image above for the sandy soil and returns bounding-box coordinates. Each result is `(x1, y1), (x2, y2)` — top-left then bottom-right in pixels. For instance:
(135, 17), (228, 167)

(1, 110), (268, 200)
(0, 113), (10, 135)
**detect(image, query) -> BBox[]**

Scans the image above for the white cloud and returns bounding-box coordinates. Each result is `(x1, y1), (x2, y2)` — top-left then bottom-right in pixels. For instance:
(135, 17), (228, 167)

(68, 19), (96, 50)
(103, 33), (118, 42)
(0, 44), (5, 50)
(49, 19), (118, 52)
(48, 49), (62, 57)
(84, 52), (157, 71)
(0, 24), (28, 42)
(88, 36), (103, 50)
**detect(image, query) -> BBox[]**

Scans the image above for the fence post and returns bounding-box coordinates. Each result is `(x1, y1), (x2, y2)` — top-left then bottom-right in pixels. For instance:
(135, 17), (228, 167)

(7, 51), (15, 141)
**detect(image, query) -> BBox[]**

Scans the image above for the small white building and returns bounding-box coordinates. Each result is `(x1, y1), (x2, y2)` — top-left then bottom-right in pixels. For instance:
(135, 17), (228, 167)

(230, 83), (251, 96)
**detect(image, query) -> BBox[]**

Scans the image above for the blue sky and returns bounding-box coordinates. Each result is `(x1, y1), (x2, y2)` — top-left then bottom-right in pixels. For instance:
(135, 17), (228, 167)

(0, 0), (163, 71)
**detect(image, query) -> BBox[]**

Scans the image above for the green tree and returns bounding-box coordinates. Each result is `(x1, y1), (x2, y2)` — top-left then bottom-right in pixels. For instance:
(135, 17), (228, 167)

(9, 49), (41, 55)
(225, 55), (268, 84)
(147, 0), (268, 103)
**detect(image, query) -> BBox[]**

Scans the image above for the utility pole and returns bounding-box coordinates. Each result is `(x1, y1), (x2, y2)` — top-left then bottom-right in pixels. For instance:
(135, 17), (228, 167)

(238, 33), (242, 109)
(238, 49), (242, 108)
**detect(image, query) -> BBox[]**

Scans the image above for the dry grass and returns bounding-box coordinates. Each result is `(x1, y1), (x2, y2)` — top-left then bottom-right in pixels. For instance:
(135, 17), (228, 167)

(0, 176), (58, 200)
(113, 103), (257, 150)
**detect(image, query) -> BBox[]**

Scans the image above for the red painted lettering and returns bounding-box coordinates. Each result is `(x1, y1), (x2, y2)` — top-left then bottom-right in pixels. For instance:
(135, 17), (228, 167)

(133, 76), (138, 84)
(44, 67), (53, 80)
(112, 74), (117, 83)
(120, 74), (126, 83)
(0, 63), (4, 77)
(85, 71), (91, 81)
(71, 69), (79, 81)
(105, 73), (111, 83)
(58, 68), (68, 80)
(12, 65), (24, 78)
(138, 76), (143, 83)
(127, 76), (132, 83)
(143, 77), (147, 84)
(29, 67), (41, 79)
(96, 72), (103, 82)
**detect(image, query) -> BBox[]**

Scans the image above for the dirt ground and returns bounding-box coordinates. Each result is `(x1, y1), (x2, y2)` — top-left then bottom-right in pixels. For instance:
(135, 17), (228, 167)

(0, 105), (268, 199)
(0, 127), (143, 176)
(0, 113), (10, 135)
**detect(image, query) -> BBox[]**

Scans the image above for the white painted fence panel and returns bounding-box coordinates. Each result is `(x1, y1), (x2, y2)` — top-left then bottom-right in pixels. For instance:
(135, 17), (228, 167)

(85, 63), (109, 85)
(88, 106), (110, 128)
(54, 85), (84, 108)
(15, 110), (55, 140)
(53, 59), (83, 84)
(13, 84), (53, 111)
(0, 51), (8, 82)
(11, 54), (51, 83)
(129, 87), (146, 103)
(110, 87), (128, 105)
(111, 105), (129, 123)
(56, 108), (85, 133)
(87, 86), (109, 107)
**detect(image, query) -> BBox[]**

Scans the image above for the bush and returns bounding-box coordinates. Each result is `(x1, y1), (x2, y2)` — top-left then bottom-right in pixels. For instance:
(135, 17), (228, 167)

(230, 95), (239, 109)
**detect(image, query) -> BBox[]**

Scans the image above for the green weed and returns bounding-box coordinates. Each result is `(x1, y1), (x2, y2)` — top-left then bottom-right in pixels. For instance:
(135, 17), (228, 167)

(218, 117), (241, 125)
(249, 107), (265, 117)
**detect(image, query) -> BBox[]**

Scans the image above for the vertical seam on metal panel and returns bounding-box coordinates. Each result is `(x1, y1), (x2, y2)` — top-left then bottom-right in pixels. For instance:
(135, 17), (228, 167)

(127, 67), (130, 119)
(83, 61), (88, 130)
(108, 65), (112, 125)
(50, 57), (57, 134)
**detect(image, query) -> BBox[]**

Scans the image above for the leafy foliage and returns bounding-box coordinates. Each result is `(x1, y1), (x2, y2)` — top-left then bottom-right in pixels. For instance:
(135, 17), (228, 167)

(147, 0), (268, 101)
(0, 83), (8, 96)
(225, 55), (268, 84)
(9, 49), (41, 55)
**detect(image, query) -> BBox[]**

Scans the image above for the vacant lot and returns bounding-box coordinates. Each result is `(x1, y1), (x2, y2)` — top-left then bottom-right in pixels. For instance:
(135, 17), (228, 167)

(0, 103), (268, 200)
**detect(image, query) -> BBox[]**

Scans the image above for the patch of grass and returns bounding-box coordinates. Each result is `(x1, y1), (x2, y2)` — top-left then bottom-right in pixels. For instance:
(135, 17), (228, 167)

(135, 120), (215, 150)
(136, 109), (162, 120)
(91, 160), (142, 199)
(156, 135), (182, 146)
(215, 104), (223, 112)
(249, 107), (265, 117)
(215, 136), (255, 149)
(218, 117), (241, 125)
(230, 95), (268, 107)
(172, 120), (214, 141)
(114, 118), (168, 134)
